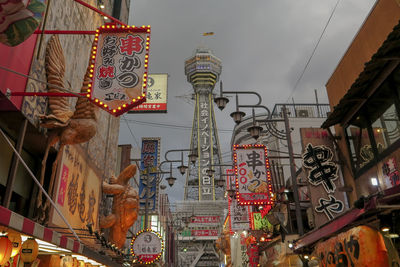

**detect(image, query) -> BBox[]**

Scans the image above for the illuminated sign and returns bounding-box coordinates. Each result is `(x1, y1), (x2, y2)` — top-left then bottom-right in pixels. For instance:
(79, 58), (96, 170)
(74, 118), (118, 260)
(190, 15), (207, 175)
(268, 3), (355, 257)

(131, 229), (164, 264)
(88, 23), (151, 116)
(130, 73), (168, 113)
(139, 138), (160, 213)
(233, 144), (274, 206)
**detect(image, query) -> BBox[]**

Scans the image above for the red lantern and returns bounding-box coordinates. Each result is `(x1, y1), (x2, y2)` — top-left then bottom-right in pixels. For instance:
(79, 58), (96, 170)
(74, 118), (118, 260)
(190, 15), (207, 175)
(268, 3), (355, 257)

(0, 236), (13, 265)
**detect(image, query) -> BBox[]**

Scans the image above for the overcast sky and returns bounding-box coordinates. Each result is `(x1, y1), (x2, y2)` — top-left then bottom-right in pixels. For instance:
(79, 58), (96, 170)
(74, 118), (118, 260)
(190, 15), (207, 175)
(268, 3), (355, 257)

(118, 0), (377, 202)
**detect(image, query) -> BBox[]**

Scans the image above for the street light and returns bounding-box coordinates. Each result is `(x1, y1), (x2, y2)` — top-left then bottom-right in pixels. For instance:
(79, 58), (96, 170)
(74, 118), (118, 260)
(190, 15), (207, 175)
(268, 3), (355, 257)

(214, 81), (229, 110)
(177, 152), (188, 175)
(230, 95), (246, 124)
(215, 85), (305, 236)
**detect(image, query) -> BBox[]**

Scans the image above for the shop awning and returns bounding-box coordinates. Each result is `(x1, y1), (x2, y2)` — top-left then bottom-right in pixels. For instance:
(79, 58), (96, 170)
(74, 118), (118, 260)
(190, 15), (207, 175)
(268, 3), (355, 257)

(293, 185), (400, 252)
(322, 19), (400, 129)
(0, 205), (122, 267)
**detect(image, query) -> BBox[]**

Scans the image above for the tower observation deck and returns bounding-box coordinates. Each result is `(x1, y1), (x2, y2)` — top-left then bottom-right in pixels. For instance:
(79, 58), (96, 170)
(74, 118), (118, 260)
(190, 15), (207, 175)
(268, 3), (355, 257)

(184, 47), (224, 201)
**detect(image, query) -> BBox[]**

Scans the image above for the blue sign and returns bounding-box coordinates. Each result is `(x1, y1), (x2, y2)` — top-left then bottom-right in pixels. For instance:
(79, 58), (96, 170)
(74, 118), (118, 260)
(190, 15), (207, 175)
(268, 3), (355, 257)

(139, 138), (160, 212)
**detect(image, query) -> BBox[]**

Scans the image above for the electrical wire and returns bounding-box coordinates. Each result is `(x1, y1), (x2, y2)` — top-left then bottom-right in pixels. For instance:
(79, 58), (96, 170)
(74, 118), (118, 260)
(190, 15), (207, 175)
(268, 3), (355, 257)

(286, 0), (341, 102)
(121, 114), (140, 148)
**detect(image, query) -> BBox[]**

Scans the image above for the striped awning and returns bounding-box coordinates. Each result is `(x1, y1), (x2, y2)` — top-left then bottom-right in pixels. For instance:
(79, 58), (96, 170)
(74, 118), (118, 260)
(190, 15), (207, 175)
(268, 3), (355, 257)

(0, 205), (83, 254)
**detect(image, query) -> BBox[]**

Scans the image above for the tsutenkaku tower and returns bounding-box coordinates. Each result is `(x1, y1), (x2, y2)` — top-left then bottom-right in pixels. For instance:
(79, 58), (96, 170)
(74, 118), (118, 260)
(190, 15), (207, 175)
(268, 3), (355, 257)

(184, 47), (224, 201)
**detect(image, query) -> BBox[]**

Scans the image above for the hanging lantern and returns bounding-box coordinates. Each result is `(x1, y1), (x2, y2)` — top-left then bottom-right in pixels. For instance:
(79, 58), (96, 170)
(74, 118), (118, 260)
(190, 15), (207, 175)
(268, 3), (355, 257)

(38, 255), (61, 267)
(61, 255), (73, 267)
(20, 238), (38, 263)
(78, 260), (85, 267)
(72, 257), (79, 267)
(7, 231), (22, 257)
(0, 236), (12, 265)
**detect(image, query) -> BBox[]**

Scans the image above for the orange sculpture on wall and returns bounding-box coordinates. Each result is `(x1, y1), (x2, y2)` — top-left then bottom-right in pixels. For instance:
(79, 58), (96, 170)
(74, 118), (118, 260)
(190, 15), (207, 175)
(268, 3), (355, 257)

(99, 164), (139, 248)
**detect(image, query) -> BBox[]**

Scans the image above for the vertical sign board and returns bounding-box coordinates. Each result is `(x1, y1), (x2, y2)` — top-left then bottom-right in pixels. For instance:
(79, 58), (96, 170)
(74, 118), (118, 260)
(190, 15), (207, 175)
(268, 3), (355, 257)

(139, 138), (160, 213)
(229, 197), (250, 233)
(88, 24), (151, 116)
(198, 93), (214, 200)
(50, 145), (101, 232)
(233, 144), (274, 207)
(129, 74), (168, 113)
(300, 128), (347, 228)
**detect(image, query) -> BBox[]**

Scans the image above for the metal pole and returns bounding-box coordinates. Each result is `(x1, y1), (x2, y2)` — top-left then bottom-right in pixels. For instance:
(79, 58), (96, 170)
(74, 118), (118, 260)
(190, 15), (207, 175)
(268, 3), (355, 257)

(3, 119), (28, 208)
(283, 105), (304, 235)
(144, 167), (150, 229)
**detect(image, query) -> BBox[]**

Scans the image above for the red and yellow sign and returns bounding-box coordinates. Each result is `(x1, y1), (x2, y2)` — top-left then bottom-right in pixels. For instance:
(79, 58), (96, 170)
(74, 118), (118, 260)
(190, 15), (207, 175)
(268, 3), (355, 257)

(313, 226), (389, 266)
(233, 144), (274, 206)
(88, 23), (151, 116)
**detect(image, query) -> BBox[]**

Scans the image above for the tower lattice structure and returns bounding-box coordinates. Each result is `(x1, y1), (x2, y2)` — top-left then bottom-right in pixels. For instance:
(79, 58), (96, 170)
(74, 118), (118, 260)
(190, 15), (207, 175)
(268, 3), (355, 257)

(184, 47), (224, 201)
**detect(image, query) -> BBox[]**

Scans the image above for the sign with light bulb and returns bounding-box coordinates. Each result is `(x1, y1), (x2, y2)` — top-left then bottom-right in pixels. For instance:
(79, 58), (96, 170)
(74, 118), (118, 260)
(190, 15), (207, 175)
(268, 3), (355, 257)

(87, 23), (151, 116)
(233, 144), (274, 207)
(130, 229), (164, 264)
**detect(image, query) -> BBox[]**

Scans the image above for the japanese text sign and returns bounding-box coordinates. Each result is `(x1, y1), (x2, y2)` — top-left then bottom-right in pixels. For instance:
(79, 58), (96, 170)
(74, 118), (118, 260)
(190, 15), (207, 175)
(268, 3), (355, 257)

(130, 73), (168, 113)
(139, 138), (160, 213)
(233, 144), (274, 206)
(250, 212), (273, 232)
(131, 230), (164, 264)
(88, 23), (151, 116)
(50, 145), (101, 231)
(229, 196), (250, 233)
(300, 128), (346, 227)
(313, 226), (389, 266)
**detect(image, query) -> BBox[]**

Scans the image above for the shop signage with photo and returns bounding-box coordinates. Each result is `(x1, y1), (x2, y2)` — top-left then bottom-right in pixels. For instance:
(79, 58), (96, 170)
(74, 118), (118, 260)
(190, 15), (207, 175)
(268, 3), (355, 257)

(233, 144), (274, 207)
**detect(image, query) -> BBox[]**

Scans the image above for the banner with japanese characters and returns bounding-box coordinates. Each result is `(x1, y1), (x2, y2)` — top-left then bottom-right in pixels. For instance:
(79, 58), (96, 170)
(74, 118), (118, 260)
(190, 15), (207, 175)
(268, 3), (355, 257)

(50, 145), (101, 232)
(233, 144), (274, 206)
(300, 128), (347, 228)
(88, 24), (151, 116)
(130, 73), (168, 113)
(229, 197), (250, 233)
(139, 138), (160, 213)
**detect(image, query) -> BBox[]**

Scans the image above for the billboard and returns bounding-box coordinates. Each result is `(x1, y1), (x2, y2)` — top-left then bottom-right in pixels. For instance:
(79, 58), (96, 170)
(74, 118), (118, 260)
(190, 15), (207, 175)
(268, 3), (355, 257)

(139, 138), (160, 213)
(300, 128), (347, 228)
(50, 145), (101, 231)
(88, 24), (151, 116)
(131, 229), (164, 264)
(130, 74), (168, 113)
(233, 144), (274, 206)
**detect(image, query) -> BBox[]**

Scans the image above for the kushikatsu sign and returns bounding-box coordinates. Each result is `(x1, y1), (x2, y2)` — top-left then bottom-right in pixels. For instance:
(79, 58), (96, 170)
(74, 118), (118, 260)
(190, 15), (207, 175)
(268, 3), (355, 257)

(88, 23), (151, 116)
(233, 144), (274, 207)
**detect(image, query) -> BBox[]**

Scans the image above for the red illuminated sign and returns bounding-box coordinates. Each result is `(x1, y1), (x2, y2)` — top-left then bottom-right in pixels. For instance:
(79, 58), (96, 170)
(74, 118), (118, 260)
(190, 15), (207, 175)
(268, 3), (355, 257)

(233, 144), (274, 206)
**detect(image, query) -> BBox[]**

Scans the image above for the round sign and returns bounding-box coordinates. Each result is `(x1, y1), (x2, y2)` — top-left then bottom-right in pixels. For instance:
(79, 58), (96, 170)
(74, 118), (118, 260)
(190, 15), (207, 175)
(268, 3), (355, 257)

(130, 229), (164, 264)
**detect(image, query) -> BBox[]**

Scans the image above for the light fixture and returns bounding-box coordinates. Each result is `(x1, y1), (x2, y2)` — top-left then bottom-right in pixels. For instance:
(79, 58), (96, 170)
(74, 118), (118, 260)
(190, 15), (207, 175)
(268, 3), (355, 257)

(230, 95), (246, 124)
(100, 4), (105, 8)
(381, 226), (390, 232)
(214, 81), (229, 110)
(371, 177), (378, 186)
(206, 168), (215, 177)
(103, 16), (108, 20)
(248, 124), (263, 140)
(160, 184), (167, 190)
(166, 163), (176, 187)
(288, 242), (294, 249)
(214, 96), (229, 110)
(304, 255), (309, 260)
(188, 150), (198, 164)
(177, 152), (188, 175)
(248, 108), (263, 140)
(216, 178), (225, 187)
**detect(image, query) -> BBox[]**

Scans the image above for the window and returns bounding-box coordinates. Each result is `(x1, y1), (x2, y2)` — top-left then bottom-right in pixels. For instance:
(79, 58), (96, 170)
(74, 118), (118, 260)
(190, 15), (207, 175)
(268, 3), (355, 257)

(345, 75), (400, 175)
